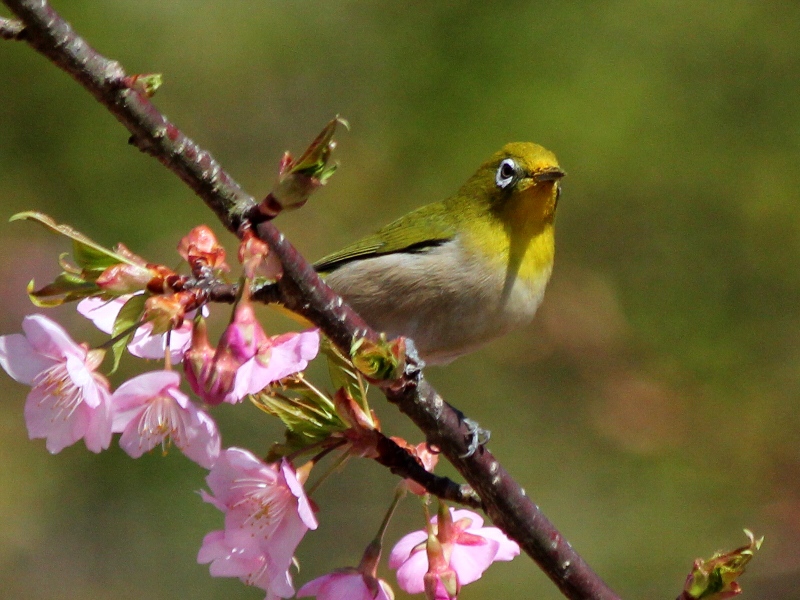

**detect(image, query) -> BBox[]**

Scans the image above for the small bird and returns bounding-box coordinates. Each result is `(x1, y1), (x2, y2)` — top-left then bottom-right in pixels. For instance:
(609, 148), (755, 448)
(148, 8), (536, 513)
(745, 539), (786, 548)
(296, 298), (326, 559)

(315, 142), (564, 365)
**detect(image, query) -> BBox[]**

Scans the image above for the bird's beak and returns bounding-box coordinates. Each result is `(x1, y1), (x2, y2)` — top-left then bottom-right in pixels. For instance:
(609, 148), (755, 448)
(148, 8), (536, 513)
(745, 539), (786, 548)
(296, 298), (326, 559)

(533, 166), (566, 183)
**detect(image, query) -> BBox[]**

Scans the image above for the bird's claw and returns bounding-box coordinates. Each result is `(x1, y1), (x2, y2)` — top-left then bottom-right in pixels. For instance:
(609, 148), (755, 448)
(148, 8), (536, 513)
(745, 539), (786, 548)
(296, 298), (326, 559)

(460, 418), (490, 458)
(402, 338), (425, 375)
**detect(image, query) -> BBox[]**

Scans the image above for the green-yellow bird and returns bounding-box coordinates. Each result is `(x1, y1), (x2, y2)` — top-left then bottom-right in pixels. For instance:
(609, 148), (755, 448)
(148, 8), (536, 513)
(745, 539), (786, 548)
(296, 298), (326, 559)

(315, 142), (564, 365)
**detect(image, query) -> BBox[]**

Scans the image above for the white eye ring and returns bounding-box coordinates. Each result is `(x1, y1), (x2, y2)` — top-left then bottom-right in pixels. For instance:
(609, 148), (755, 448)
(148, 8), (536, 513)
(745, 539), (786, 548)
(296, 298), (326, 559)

(496, 158), (517, 189)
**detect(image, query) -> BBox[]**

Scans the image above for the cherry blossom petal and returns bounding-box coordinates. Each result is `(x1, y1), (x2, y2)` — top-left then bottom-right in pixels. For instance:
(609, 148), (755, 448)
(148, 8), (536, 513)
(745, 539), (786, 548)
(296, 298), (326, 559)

(296, 573), (328, 597)
(264, 330), (320, 381)
(228, 356), (260, 401)
(83, 399), (114, 453)
(473, 527), (520, 562)
(77, 297), (123, 334)
(281, 459), (318, 530)
(127, 320), (195, 363)
(65, 354), (102, 408)
(180, 410), (221, 469)
(111, 370), (180, 428)
(25, 386), (92, 453)
(231, 330), (319, 401)
(259, 506), (310, 569)
(387, 530), (427, 569)
(449, 509), (484, 528)
(3, 315), (114, 454)
(23, 366), (112, 454)
(394, 549), (429, 594)
(0, 332), (55, 385)
(204, 447), (277, 506)
(79, 295), (204, 364)
(22, 313), (84, 360)
(202, 449), (315, 575)
(389, 507), (520, 596)
(198, 530), (296, 599)
(448, 537), (500, 586)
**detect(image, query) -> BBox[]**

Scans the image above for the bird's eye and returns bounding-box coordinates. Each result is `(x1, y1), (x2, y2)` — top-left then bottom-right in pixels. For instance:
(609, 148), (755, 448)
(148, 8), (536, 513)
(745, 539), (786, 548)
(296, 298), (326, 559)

(495, 158), (518, 189)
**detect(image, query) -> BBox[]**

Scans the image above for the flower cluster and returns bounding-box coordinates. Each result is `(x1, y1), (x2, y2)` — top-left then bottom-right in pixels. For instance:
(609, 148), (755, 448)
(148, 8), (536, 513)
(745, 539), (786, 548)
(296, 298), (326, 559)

(0, 308), (316, 468)
(0, 218), (522, 600)
(198, 448), (319, 599)
(0, 224), (320, 463)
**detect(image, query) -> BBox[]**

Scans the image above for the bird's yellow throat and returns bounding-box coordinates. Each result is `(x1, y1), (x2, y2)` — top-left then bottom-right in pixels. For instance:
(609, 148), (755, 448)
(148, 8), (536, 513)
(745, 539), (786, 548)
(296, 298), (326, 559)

(459, 177), (558, 291)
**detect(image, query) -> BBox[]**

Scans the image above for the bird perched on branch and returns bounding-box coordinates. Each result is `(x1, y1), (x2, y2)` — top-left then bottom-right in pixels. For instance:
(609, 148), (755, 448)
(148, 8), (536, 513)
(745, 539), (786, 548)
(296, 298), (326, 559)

(315, 142), (564, 365)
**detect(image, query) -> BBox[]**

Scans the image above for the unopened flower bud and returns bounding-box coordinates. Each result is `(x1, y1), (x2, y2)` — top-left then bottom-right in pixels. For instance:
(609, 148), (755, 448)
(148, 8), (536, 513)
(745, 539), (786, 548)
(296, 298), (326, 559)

(238, 230), (271, 280)
(96, 263), (153, 294)
(178, 225), (229, 273)
(144, 293), (191, 335)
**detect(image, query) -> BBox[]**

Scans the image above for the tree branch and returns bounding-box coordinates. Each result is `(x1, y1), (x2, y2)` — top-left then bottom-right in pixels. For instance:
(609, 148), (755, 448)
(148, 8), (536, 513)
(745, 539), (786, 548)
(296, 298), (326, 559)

(374, 433), (482, 509)
(2, 2), (621, 599)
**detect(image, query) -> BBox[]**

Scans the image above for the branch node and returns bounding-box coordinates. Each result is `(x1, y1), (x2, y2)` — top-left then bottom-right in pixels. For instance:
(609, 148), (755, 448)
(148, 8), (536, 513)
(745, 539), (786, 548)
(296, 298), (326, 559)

(0, 16), (25, 40)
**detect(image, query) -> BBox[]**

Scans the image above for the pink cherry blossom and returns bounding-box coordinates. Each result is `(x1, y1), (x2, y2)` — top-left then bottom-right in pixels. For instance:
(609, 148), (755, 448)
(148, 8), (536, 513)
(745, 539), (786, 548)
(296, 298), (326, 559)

(186, 300), (319, 405)
(389, 508), (520, 598)
(298, 570), (395, 600)
(78, 295), (202, 364)
(198, 530), (295, 600)
(200, 447), (317, 593)
(0, 314), (112, 453)
(230, 329), (320, 401)
(110, 370), (220, 468)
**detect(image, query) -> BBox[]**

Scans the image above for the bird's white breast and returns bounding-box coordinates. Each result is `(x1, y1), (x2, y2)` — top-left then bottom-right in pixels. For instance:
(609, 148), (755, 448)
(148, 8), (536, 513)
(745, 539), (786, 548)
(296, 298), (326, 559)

(324, 237), (552, 364)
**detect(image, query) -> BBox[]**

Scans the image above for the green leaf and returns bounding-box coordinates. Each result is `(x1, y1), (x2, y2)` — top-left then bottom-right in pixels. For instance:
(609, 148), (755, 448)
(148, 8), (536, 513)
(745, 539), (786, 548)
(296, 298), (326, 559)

(321, 338), (366, 402)
(72, 241), (126, 274)
(11, 211), (140, 274)
(127, 73), (163, 97)
(12, 211), (149, 309)
(252, 383), (347, 458)
(289, 116), (348, 177)
(108, 294), (148, 373)
(267, 117), (347, 211)
(27, 273), (101, 307)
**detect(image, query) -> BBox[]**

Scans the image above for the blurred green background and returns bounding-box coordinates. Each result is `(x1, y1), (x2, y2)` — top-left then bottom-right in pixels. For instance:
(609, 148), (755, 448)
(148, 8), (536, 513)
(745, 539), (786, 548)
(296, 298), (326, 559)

(1, 1), (799, 599)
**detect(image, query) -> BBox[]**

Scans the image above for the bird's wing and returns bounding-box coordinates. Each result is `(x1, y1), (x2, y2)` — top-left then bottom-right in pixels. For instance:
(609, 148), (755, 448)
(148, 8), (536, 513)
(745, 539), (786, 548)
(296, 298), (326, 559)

(314, 203), (457, 273)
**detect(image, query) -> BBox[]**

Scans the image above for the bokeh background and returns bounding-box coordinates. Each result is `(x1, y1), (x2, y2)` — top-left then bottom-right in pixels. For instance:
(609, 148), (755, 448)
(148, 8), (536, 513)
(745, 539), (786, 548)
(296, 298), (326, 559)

(1, 2), (799, 599)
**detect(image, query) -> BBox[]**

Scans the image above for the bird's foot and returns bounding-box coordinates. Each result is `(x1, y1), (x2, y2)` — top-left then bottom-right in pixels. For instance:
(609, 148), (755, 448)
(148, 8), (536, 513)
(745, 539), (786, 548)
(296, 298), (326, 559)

(460, 417), (490, 458)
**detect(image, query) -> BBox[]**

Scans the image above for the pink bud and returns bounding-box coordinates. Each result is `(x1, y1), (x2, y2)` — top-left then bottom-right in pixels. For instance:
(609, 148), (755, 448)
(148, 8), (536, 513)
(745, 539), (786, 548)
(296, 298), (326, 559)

(184, 316), (215, 398)
(238, 230), (271, 280)
(178, 225), (229, 273)
(222, 302), (270, 362)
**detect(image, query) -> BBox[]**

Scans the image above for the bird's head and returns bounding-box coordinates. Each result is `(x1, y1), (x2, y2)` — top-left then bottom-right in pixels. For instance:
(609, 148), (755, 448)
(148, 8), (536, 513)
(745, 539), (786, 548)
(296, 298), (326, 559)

(455, 142), (565, 230)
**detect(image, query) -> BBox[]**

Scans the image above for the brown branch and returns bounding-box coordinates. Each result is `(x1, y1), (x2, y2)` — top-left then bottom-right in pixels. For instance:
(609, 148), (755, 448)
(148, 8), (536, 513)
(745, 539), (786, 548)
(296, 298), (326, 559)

(374, 432), (482, 509)
(2, 2), (622, 599)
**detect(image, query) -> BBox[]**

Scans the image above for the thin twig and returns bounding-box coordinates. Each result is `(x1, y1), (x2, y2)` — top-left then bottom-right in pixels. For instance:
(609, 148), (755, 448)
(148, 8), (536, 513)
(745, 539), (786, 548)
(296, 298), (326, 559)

(374, 432), (482, 508)
(2, 2), (622, 599)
